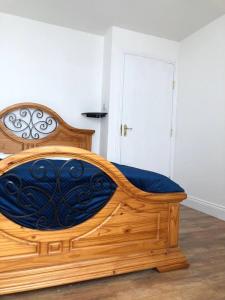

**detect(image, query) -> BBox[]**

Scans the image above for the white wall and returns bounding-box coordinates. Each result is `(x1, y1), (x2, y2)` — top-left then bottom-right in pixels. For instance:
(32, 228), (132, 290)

(175, 15), (225, 220)
(101, 27), (179, 162)
(0, 13), (104, 152)
(99, 28), (112, 157)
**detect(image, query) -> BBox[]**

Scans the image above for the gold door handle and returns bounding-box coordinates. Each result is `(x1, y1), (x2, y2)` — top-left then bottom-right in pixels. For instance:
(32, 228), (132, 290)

(124, 124), (133, 136)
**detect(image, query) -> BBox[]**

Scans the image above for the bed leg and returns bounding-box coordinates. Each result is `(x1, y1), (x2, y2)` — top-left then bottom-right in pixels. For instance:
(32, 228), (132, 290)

(156, 260), (189, 273)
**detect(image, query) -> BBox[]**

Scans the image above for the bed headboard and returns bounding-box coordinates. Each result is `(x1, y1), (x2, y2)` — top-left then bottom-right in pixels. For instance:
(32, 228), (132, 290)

(0, 102), (95, 153)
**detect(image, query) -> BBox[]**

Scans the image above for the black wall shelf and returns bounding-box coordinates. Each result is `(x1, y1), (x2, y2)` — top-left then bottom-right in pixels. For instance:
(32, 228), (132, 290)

(82, 112), (108, 118)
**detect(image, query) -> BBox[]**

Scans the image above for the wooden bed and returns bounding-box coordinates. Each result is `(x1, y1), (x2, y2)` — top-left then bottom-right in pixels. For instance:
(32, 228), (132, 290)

(0, 103), (188, 295)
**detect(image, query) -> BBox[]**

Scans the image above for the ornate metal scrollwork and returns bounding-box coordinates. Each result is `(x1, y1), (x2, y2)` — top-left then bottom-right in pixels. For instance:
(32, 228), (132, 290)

(1, 108), (58, 139)
(0, 159), (117, 230)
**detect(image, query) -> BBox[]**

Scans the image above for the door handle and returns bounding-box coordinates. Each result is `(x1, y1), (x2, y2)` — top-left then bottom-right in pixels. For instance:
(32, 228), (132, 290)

(124, 124), (133, 136)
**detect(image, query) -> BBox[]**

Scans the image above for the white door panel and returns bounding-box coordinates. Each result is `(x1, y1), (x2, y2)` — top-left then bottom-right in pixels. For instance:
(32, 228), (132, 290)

(120, 54), (174, 176)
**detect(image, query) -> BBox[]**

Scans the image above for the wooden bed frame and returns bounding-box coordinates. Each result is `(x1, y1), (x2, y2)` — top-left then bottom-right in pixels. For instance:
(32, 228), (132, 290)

(0, 103), (188, 295)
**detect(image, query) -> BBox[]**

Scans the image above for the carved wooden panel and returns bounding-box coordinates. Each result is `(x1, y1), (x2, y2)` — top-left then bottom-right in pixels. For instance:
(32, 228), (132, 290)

(48, 242), (63, 255)
(0, 230), (39, 260)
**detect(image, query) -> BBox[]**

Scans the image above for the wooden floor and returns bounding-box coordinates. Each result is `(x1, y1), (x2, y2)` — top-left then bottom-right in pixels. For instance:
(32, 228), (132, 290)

(2, 206), (225, 300)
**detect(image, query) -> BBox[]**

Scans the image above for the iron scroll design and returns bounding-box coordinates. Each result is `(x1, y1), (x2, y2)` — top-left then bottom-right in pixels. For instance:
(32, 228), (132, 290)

(1, 108), (58, 139)
(0, 159), (117, 230)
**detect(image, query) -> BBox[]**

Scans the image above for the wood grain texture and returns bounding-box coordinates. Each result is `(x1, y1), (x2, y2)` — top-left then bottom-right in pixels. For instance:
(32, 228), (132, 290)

(0, 102), (95, 152)
(1, 206), (224, 300)
(0, 146), (188, 295)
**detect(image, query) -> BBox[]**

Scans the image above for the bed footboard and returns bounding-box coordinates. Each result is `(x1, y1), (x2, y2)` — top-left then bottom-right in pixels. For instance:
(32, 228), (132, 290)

(0, 146), (188, 295)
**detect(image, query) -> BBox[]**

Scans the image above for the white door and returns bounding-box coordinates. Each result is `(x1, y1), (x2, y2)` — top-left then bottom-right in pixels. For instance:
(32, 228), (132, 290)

(120, 54), (175, 176)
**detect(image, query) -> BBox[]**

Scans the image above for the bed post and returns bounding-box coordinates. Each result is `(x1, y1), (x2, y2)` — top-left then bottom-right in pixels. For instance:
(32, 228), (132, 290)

(156, 203), (189, 272)
(168, 203), (180, 248)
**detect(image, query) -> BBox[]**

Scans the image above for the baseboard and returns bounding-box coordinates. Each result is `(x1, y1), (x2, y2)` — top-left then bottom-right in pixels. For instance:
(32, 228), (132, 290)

(183, 196), (225, 221)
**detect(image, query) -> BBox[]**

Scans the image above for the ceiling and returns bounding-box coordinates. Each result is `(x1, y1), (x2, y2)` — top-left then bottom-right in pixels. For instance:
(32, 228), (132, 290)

(0, 0), (225, 41)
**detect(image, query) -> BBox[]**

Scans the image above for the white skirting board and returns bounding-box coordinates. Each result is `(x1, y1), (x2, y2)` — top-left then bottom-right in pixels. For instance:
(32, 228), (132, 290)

(183, 196), (225, 221)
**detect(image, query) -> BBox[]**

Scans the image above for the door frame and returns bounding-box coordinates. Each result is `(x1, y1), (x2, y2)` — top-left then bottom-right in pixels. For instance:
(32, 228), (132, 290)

(119, 52), (177, 178)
